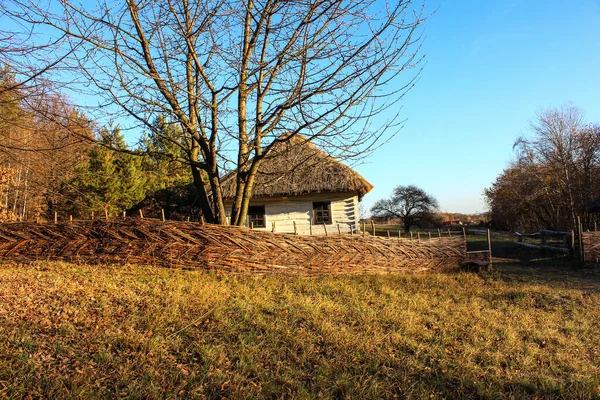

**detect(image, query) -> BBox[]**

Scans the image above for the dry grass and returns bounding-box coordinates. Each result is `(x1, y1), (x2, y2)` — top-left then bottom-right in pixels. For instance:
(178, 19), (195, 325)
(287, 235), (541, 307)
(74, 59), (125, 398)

(1, 259), (600, 399)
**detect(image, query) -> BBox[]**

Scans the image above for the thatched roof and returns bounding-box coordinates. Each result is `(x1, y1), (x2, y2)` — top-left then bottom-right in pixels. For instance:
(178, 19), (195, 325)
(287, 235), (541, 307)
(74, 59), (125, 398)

(588, 196), (600, 213)
(220, 135), (373, 200)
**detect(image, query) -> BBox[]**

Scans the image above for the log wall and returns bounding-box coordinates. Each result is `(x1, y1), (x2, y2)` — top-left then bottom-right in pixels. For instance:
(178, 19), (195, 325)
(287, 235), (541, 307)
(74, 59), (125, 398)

(0, 219), (467, 274)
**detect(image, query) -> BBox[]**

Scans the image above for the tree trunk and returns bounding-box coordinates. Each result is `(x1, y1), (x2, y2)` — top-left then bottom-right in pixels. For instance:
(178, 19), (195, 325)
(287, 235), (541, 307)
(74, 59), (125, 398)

(190, 164), (215, 223)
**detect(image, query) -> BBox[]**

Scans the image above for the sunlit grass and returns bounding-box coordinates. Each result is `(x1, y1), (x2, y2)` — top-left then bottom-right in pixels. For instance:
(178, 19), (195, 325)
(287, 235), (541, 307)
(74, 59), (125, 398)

(0, 261), (599, 399)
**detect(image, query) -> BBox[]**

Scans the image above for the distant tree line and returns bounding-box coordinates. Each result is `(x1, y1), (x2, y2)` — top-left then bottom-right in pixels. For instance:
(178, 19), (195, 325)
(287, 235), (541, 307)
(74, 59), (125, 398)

(485, 105), (600, 232)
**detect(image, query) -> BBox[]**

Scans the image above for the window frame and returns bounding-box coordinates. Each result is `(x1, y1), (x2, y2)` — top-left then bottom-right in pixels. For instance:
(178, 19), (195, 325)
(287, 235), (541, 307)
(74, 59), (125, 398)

(247, 205), (266, 228)
(312, 201), (332, 225)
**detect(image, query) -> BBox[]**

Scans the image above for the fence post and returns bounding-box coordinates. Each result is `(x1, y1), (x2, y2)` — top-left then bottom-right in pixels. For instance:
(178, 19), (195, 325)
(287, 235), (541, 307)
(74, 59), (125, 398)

(541, 231), (547, 246)
(91, 211), (94, 220)
(570, 230), (575, 252)
(309, 221), (313, 236)
(438, 228), (441, 238)
(578, 216), (584, 262)
(139, 209), (144, 219)
(387, 230), (391, 239)
(323, 223), (328, 236)
(410, 231), (414, 240)
(417, 232), (421, 242)
(487, 228), (493, 269)
(362, 222), (365, 237)
(428, 232), (432, 240)
(123, 211), (126, 219)
(200, 215), (205, 224)
(272, 221), (276, 233)
(294, 221), (297, 235)
(371, 220), (376, 237)
(69, 215), (73, 222)
(462, 227), (466, 241)
(448, 229), (451, 237)
(337, 223), (341, 235)
(54, 211), (58, 224)
(104, 209), (108, 220)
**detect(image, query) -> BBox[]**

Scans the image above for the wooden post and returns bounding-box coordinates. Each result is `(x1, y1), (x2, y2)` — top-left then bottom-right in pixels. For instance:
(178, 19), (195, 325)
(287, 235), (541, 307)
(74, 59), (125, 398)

(161, 209), (165, 221)
(309, 221), (313, 236)
(91, 211), (94, 220)
(187, 217), (190, 222)
(250, 221), (254, 230)
(294, 221), (298, 235)
(398, 231), (402, 239)
(578, 216), (584, 262)
(362, 222), (365, 237)
(448, 229), (451, 237)
(337, 223), (341, 235)
(562, 233), (569, 249)
(387, 230), (390, 239)
(417, 232), (421, 242)
(487, 228), (493, 269)
(323, 223), (328, 236)
(541, 231), (547, 246)
(54, 211), (58, 224)
(122, 211), (126, 219)
(272, 221), (276, 233)
(410, 231), (414, 240)
(139, 209), (144, 219)
(69, 215), (72, 222)
(371, 220), (376, 237)
(428, 232), (432, 240)
(437, 228), (441, 238)
(462, 227), (466, 241)
(104, 209), (108, 220)
(200, 215), (205, 224)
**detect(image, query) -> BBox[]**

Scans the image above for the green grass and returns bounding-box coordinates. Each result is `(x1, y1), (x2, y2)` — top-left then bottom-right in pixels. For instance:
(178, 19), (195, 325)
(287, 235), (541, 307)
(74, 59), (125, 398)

(1, 251), (600, 398)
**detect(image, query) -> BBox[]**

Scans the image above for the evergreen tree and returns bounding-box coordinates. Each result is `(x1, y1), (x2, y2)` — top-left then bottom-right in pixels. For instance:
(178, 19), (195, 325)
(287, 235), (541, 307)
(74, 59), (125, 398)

(73, 127), (148, 217)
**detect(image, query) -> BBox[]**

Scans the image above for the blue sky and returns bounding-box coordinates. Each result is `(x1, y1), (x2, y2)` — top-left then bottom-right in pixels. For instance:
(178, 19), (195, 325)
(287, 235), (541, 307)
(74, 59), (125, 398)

(356, 0), (600, 214)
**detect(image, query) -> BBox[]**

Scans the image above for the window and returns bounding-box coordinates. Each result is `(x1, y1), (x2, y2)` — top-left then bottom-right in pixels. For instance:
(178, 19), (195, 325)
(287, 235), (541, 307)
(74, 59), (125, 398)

(248, 205), (266, 228)
(312, 201), (332, 225)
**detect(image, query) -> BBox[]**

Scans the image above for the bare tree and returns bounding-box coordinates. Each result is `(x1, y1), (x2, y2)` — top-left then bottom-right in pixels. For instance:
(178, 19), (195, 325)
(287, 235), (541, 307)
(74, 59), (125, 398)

(1, 0), (427, 224)
(371, 184), (438, 232)
(486, 106), (600, 232)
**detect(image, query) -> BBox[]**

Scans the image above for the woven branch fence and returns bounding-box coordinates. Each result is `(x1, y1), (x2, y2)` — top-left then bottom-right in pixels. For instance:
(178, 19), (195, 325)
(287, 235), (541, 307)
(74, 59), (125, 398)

(583, 232), (600, 264)
(0, 219), (467, 274)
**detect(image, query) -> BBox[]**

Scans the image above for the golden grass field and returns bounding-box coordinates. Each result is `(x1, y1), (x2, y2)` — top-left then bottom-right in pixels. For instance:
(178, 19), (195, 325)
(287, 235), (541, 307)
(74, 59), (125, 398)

(0, 237), (599, 399)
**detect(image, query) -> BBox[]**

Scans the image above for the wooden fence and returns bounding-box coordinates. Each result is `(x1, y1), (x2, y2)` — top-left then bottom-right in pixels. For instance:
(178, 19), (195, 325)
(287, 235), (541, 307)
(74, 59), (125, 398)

(0, 219), (469, 274)
(515, 230), (572, 253)
(582, 232), (600, 264)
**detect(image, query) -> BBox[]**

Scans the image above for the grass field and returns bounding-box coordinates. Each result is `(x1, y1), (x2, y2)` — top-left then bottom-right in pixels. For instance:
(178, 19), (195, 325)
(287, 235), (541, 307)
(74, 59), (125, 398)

(1, 237), (600, 399)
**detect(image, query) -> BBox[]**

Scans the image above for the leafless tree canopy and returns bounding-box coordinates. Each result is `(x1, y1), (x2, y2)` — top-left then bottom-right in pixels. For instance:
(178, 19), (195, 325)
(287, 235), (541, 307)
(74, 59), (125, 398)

(486, 105), (600, 232)
(1, 0), (427, 224)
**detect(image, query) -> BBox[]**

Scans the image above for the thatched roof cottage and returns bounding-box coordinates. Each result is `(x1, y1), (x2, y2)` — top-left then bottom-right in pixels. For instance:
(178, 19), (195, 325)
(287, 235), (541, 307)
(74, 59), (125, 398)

(588, 196), (600, 213)
(220, 135), (373, 235)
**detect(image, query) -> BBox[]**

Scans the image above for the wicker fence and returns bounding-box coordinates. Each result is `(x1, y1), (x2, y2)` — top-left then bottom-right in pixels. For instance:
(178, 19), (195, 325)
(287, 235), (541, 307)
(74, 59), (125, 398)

(583, 232), (600, 264)
(0, 219), (468, 274)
